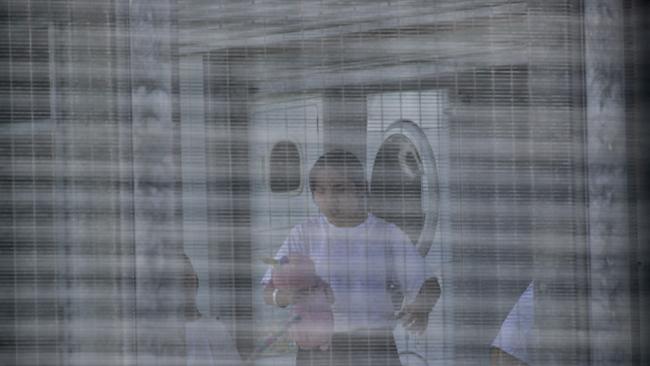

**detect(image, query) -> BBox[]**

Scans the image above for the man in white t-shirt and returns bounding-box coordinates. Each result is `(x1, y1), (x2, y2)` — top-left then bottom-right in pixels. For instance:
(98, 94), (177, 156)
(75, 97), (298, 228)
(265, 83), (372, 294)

(261, 150), (432, 366)
(490, 282), (534, 366)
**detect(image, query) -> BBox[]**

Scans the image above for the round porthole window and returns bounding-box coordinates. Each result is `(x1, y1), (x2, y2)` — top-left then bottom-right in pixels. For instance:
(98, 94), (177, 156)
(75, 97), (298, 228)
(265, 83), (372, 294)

(369, 120), (438, 256)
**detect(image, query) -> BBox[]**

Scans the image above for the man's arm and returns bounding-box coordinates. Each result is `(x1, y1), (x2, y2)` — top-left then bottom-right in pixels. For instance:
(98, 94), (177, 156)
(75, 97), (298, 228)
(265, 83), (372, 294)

(261, 226), (307, 307)
(389, 226), (438, 333)
(399, 277), (441, 333)
(401, 277), (441, 313)
(261, 227), (303, 307)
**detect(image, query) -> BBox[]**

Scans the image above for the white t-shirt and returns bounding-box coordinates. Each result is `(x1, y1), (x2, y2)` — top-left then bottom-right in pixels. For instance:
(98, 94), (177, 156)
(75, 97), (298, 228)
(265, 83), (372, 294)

(491, 281), (534, 364)
(185, 318), (242, 366)
(262, 213), (427, 332)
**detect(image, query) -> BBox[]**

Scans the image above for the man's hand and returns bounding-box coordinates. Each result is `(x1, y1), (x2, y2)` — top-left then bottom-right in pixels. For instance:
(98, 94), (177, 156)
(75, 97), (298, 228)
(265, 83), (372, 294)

(399, 304), (429, 334)
(397, 277), (440, 334)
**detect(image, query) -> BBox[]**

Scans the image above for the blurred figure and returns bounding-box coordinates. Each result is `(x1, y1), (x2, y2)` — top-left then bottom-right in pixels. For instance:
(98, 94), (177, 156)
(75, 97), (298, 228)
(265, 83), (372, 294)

(490, 282), (534, 366)
(181, 254), (242, 366)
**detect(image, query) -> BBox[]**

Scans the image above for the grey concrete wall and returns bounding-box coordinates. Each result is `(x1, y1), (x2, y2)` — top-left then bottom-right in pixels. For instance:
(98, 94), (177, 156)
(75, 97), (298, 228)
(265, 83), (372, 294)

(584, 0), (634, 364)
(129, 1), (184, 365)
(49, 1), (140, 365)
(524, 2), (591, 365)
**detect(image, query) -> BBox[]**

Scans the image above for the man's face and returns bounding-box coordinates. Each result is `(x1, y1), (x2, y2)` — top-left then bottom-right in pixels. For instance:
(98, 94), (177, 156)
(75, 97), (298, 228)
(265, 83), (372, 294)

(312, 168), (366, 226)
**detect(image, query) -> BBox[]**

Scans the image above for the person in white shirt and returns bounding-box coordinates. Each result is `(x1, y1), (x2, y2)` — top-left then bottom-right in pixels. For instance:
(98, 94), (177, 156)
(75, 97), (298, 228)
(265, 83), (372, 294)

(490, 281), (534, 366)
(261, 150), (432, 366)
(181, 254), (242, 366)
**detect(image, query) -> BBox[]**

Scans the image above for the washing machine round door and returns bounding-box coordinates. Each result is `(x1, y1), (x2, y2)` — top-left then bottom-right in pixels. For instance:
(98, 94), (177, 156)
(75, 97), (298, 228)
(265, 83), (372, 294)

(369, 120), (438, 257)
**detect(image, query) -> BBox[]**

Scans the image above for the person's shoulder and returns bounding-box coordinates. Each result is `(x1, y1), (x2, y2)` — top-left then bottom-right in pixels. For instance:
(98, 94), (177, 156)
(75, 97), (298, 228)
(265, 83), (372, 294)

(367, 214), (412, 244)
(367, 213), (401, 231)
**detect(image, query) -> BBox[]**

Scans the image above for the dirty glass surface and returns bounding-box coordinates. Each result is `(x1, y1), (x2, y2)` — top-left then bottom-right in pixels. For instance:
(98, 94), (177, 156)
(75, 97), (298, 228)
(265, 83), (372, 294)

(2, 1), (648, 366)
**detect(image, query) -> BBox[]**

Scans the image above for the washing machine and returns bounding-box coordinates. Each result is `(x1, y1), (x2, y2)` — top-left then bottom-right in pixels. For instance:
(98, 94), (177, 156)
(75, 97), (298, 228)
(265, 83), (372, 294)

(366, 90), (453, 366)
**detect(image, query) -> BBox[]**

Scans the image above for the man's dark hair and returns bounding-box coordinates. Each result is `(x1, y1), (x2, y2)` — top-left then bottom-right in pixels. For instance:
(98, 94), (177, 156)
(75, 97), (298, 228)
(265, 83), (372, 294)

(309, 149), (367, 195)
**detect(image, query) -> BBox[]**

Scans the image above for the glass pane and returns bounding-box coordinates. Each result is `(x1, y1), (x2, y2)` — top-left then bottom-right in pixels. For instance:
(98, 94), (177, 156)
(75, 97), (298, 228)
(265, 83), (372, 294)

(269, 141), (301, 193)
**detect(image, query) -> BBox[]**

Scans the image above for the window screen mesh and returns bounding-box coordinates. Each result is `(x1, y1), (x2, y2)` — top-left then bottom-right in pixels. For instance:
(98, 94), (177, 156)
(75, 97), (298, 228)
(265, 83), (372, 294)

(2, 1), (648, 366)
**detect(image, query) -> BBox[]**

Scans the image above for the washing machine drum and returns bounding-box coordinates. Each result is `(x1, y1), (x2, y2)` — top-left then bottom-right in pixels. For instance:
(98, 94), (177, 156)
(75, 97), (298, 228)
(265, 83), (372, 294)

(369, 122), (438, 256)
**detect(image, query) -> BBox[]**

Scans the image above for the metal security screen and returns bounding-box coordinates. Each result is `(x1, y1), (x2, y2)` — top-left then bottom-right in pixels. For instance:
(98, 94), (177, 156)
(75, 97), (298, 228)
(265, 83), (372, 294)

(2, 1), (648, 366)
